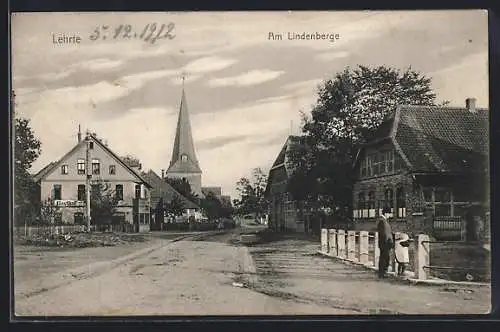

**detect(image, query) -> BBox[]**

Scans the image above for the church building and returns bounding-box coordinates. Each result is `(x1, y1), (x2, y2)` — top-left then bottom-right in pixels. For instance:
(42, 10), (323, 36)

(165, 88), (204, 198)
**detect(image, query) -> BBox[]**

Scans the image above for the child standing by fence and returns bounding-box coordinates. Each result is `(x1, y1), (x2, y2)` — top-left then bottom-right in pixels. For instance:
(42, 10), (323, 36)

(395, 232), (410, 276)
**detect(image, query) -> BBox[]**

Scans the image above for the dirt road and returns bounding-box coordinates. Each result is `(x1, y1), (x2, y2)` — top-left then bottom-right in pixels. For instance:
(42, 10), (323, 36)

(13, 230), (491, 316)
(14, 232), (352, 316)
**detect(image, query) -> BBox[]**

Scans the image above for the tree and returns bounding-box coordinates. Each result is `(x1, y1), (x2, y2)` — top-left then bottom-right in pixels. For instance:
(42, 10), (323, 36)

(165, 177), (198, 203)
(164, 196), (185, 219)
(90, 180), (120, 225)
(13, 90), (42, 225)
(199, 192), (223, 221)
(233, 167), (268, 218)
(219, 197), (234, 219)
(38, 199), (58, 225)
(287, 65), (438, 216)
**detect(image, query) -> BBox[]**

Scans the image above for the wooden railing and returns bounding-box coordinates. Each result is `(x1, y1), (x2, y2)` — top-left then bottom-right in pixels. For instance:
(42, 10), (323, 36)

(321, 228), (431, 280)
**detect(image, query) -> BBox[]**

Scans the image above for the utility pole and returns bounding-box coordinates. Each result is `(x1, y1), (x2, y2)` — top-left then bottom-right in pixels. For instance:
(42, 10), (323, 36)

(85, 132), (92, 231)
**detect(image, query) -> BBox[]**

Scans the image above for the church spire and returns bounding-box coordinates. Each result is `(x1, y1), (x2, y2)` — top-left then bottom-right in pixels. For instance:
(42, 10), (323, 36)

(167, 88), (202, 174)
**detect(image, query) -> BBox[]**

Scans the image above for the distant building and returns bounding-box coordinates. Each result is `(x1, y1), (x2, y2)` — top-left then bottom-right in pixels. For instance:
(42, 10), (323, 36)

(352, 98), (489, 240)
(202, 186), (222, 198)
(33, 130), (152, 232)
(265, 135), (314, 233)
(142, 170), (201, 229)
(165, 89), (203, 198)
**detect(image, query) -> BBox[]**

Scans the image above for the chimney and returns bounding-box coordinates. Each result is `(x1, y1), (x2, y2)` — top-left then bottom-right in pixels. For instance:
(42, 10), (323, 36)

(161, 169), (165, 179)
(466, 98), (477, 113)
(77, 125), (82, 143)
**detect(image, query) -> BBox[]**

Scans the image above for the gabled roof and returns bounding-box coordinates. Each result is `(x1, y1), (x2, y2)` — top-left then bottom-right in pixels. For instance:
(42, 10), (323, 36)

(142, 170), (200, 210)
(33, 133), (152, 187)
(33, 161), (57, 183)
(269, 135), (302, 171)
(265, 135), (303, 196)
(354, 104), (489, 174)
(167, 89), (202, 174)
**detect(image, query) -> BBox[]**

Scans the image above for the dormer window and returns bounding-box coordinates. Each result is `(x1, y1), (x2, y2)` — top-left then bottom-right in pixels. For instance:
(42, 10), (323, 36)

(181, 154), (188, 162)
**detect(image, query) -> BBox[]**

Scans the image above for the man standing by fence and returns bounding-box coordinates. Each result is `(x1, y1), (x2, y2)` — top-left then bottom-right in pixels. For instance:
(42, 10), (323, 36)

(377, 207), (394, 278)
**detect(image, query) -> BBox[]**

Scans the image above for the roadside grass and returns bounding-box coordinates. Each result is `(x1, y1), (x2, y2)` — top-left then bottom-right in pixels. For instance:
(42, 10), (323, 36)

(13, 231), (148, 249)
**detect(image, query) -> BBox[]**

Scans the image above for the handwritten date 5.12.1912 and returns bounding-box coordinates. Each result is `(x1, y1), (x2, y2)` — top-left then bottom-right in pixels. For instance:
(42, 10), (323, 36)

(89, 23), (175, 44)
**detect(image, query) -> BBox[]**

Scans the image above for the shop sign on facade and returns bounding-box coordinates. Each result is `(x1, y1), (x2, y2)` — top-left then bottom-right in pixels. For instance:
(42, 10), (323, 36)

(54, 200), (85, 207)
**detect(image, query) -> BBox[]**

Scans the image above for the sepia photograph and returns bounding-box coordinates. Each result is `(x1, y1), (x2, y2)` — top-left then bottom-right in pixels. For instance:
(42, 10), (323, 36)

(10, 10), (490, 317)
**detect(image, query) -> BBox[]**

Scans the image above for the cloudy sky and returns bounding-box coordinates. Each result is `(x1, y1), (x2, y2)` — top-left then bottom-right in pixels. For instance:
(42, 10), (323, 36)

(11, 10), (488, 199)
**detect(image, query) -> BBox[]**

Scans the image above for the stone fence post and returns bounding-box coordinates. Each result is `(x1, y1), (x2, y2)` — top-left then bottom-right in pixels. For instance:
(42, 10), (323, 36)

(328, 229), (337, 257)
(359, 231), (369, 265)
(414, 234), (430, 280)
(347, 231), (356, 261)
(337, 230), (346, 259)
(321, 228), (328, 253)
(373, 232), (380, 268)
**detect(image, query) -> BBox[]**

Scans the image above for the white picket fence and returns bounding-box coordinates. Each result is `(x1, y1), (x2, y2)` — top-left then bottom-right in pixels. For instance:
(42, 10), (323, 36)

(320, 228), (431, 280)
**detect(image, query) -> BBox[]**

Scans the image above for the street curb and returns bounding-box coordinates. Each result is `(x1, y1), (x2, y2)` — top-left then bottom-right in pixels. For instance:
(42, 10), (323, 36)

(16, 232), (220, 300)
(316, 250), (490, 289)
(240, 246), (258, 286)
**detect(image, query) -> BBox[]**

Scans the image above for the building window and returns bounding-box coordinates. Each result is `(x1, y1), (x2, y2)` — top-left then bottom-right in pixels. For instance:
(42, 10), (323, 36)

(396, 187), (406, 218)
(434, 188), (452, 217)
(181, 154), (188, 162)
(109, 165), (116, 175)
(77, 184), (86, 201)
(92, 159), (100, 175)
(140, 213), (148, 224)
(384, 188), (394, 212)
(115, 184), (123, 200)
(135, 184), (141, 199)
(89, 141), (94, 149)
(77, 159), (85, 175)
(53, 184), (62, 200)
(368, 191), (376, 218)
(74, 212), (85, 225)
(360, 158), (367, 177)
(61, 164), (68, 175)
(366, 157), (373, 177)
(385, 150), (394, 173)
(361, 150), (399, 178)
(422, 187), (433, 203)
(373, 153), (384, 176)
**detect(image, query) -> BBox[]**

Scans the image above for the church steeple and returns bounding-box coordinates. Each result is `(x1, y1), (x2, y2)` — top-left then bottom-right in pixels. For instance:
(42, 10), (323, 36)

(167, 88), (202, 175)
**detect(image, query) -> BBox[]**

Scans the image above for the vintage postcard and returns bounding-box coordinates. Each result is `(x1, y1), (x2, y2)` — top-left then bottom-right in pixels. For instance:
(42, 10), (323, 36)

(11, 10), (490, 317)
